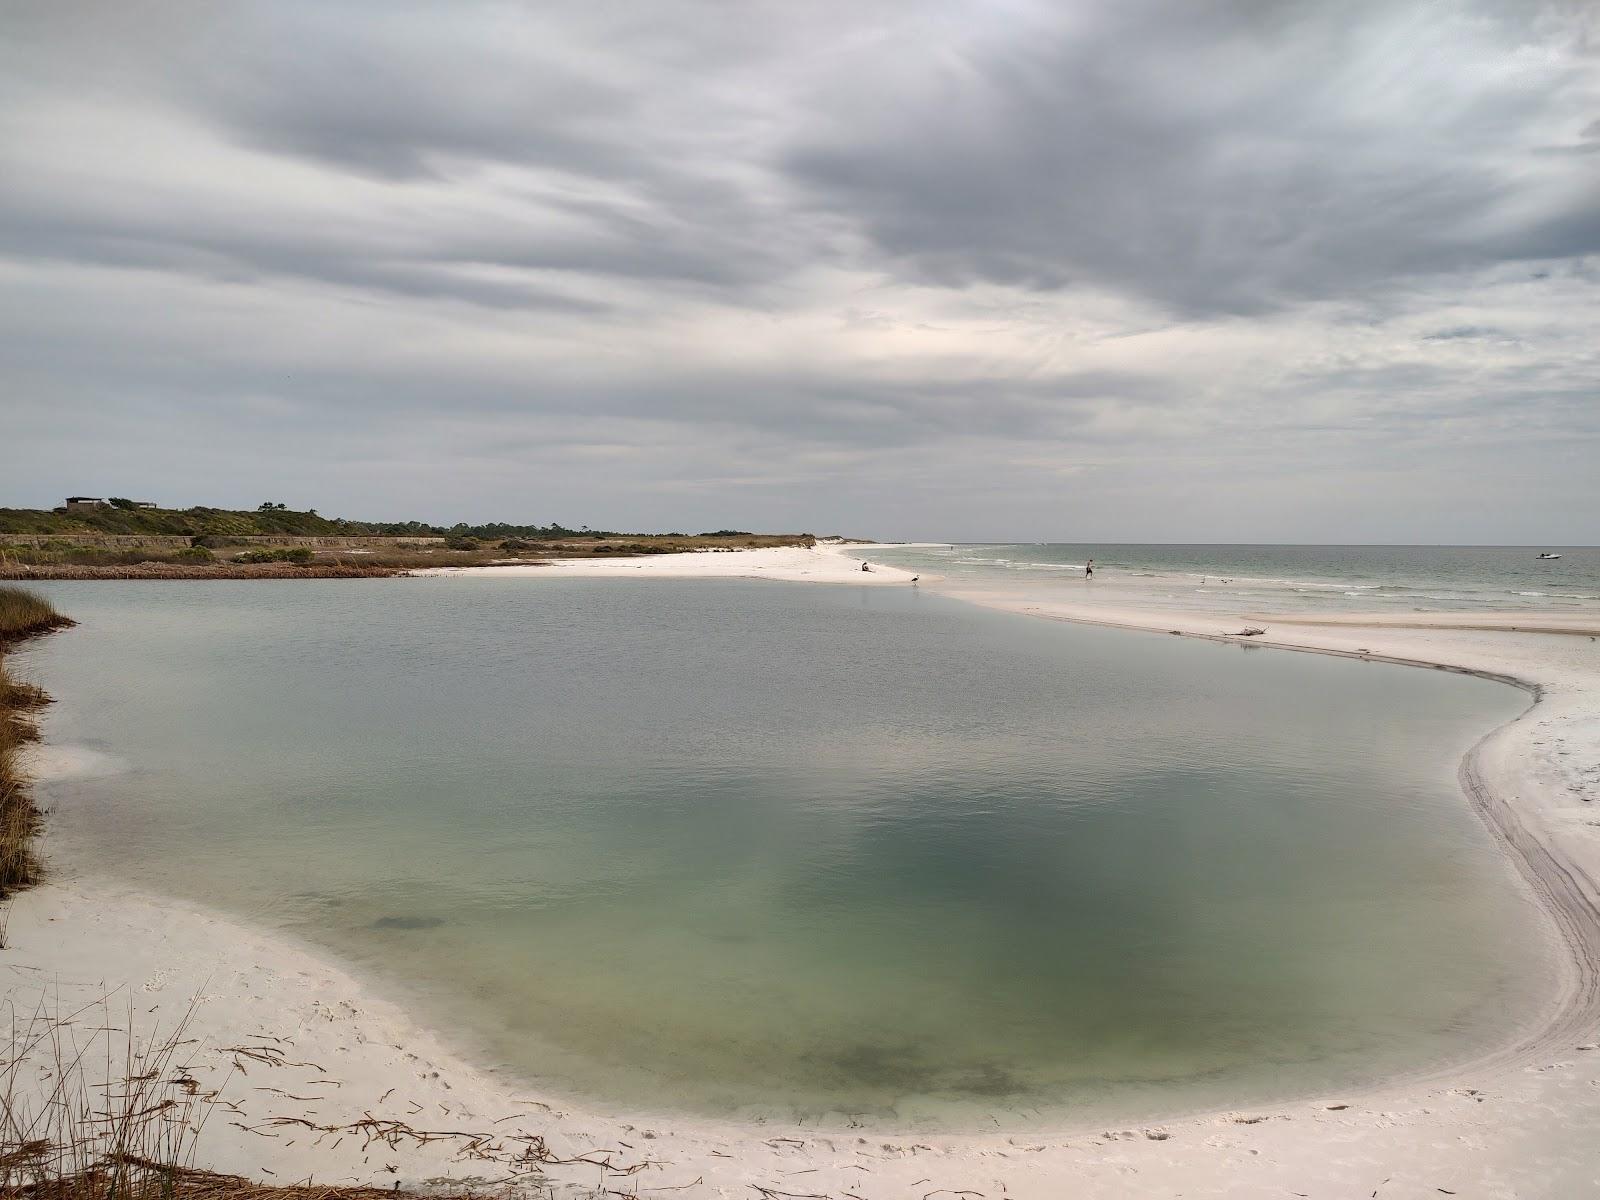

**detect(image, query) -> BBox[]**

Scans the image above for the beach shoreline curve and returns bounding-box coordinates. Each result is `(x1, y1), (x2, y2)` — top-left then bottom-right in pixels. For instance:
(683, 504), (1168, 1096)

(6, 545), (1600, 1197)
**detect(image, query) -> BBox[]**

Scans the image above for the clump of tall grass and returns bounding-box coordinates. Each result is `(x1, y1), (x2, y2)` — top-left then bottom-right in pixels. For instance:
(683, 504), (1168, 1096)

(0, 588), (71, 645)
(0, 709), (43, 896)
(0, 994), (578, 1200)
(0, 662), (48, 716)
(0, 587), (72, 898)
(1, 712), (44, 897)
(1, 998), (212, 1200)
(0, 1000), (419, 1200)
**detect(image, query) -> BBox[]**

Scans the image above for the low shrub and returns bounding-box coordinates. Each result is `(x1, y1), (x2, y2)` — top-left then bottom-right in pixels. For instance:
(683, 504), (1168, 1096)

(231, 547), (313, 564)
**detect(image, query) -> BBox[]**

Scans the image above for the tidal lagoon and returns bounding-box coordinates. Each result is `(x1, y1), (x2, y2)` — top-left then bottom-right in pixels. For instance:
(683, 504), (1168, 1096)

(23, 577), (1550, 1126)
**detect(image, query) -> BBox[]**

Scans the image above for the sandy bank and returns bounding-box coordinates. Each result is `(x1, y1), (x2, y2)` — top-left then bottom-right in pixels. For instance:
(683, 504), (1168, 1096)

(6, 547), (1600, 1198)
(413, 543), (919, 586)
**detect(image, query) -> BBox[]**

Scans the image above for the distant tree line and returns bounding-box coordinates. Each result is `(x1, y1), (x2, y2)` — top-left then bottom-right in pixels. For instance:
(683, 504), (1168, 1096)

(438, 521), (619, 539)
(0, 500), (791, 542)
(0, 503), (638, 539)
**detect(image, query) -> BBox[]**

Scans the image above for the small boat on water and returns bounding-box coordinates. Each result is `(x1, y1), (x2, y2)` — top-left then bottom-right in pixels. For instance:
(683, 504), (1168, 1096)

(1537, 552), (1562, 560)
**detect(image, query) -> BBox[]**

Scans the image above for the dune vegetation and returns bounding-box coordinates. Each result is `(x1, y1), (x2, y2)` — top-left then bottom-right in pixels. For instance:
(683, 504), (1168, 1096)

(0, 500), (815, 580)
(1, 534), (816, 580)
(0, 589), (72, 645)
(0, 499), (806, 543)
(0, 587), (73, 899)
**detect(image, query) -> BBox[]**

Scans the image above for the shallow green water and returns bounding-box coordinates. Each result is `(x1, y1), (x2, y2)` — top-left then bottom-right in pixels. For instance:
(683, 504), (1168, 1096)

(22, 579), (1550, 1126)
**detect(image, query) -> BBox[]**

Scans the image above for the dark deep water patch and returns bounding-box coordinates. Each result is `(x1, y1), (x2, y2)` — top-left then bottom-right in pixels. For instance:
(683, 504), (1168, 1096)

(370, 914), (446, 931)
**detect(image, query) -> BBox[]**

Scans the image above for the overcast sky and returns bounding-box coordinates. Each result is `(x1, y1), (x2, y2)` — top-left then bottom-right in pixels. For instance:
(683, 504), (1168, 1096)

(2, 1), (1597, 541)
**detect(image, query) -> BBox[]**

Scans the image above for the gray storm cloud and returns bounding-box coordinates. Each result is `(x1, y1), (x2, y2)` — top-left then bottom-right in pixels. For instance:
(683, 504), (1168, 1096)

(1, 0), (1596, 541)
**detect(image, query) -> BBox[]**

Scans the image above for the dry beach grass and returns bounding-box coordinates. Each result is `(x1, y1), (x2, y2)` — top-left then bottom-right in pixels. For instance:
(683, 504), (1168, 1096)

(0, 592), (72, 647)
(0, 994), (590, 1200)
(0, 991), (656, 1200)
(0, 588), (74, 899)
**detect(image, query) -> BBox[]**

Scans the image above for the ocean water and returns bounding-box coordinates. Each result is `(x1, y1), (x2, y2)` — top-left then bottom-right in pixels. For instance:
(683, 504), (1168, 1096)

(21, 578), (1551, 1127)
(860, 543), (1600, 615)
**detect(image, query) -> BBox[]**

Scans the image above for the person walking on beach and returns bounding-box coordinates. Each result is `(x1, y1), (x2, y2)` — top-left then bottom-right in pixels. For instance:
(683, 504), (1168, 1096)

(1085, 558), (1094, 579)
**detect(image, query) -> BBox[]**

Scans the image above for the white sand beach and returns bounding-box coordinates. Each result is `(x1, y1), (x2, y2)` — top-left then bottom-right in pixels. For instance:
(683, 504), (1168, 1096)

(414, 543), (921, 586)
(6, 544), (1600, 1198)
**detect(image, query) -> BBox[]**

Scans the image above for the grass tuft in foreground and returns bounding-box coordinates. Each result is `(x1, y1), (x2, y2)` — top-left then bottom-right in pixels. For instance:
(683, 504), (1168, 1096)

(0, 1000), (448, 1200)
(1, 998), (575, 1200)
(2, 1000), (209, 1200)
